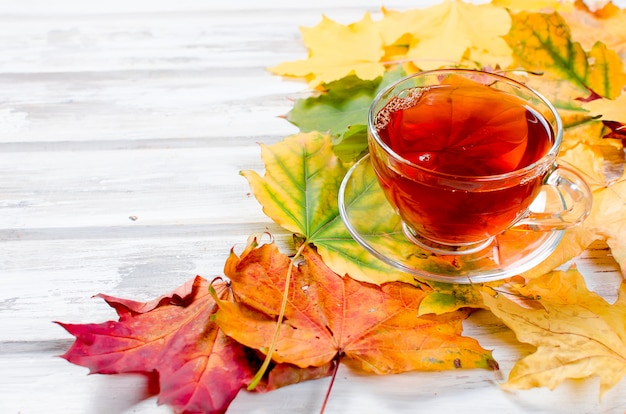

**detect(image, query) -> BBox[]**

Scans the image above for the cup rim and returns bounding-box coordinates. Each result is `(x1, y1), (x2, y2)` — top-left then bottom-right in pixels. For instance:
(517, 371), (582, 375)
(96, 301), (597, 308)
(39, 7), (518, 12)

(367, 68), (564, 182)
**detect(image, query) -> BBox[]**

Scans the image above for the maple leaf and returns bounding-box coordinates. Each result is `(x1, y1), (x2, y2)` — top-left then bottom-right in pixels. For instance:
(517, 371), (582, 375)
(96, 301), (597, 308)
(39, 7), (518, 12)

(241, 132), (346, 238)
(269, 1), (514, 87)
(482, 268), (626, 397)
(583, 175), (626, 275)
(417, 280), (510, 316)
(286, 66), (406, 161)
(269, 13), (385, 87)
(241, 132), (414, 285)
(379, 0), (513, 71)
(57, 276), (254, 414)
(214, 240), (497, 374)
(583, 91), (626, 124)
(505, 11), (626, 99)
(558, 143), (626, 274)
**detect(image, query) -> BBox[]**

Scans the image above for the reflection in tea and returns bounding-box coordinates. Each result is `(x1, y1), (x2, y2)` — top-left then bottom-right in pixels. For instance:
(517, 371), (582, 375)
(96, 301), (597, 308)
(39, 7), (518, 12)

(371, 81), (555, 245)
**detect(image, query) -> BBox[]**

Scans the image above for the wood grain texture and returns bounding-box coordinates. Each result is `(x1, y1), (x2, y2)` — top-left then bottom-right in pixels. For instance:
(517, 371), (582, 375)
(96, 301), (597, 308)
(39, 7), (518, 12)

(0, 1), (624, 413)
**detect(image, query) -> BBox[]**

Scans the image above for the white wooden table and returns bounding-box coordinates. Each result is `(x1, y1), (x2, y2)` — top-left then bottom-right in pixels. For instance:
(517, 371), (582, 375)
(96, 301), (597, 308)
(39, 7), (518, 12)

(1, 1), (624, 413)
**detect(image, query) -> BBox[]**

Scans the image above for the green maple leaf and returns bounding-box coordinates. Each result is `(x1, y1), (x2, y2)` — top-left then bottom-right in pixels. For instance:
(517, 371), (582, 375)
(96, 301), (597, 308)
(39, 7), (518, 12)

(241, 132), (415, 285)
(286, 67), (406, 162)
(504, 11), (626, 151)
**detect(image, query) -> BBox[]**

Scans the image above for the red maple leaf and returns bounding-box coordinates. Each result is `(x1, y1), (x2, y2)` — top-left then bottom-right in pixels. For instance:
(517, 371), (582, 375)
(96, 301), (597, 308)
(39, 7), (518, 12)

(57, 276), (254, 414)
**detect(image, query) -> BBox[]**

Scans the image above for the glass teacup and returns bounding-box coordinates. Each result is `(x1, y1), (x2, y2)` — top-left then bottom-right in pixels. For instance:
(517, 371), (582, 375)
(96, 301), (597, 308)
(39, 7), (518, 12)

(368, 69), (592, 255)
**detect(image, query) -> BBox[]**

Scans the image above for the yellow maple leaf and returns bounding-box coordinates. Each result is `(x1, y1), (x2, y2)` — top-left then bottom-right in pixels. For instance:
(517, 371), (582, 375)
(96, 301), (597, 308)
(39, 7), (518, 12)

(379, 0), (512, 70)
(268, 13), (385, 87)
(559, 143), (626, 275)
(482, 268), (626, 397)
(584, 173), (626, 275)
(583, 92), (626, 123)
(574, 143), (626, 265)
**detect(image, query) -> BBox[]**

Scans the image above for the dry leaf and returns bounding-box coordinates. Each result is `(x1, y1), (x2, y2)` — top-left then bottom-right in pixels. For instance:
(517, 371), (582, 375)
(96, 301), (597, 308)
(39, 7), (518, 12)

(482, 269), (626, 397)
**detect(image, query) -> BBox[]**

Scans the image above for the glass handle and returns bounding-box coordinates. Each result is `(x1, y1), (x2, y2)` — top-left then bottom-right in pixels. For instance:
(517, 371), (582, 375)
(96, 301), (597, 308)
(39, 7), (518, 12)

(512, 165), (592, 231)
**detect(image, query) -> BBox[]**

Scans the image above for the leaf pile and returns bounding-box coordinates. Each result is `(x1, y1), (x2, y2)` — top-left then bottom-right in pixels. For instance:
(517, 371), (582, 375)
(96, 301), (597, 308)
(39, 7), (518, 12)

(250, 0), (626, 401)
(59, 1), (626, 413)
(59, 238), (495, 413)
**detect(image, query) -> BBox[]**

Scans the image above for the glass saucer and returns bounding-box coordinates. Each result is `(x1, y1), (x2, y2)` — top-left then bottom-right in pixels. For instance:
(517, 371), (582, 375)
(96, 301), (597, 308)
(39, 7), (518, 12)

(338, 154), (564, 284)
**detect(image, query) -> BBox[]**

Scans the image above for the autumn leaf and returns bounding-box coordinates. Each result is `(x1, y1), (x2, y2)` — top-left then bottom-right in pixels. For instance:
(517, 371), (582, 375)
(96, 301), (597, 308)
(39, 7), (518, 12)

(269, 13), (385, 87)
(583, 91), (626, 124)
(57, 277), (254, 414)
(241, 132), (346, 238)
(583, 173), (626, 275)
(215, 240), (497, 374)
(332, 124), (369, 163)
(241, 132), (414, 284)
(379, 0), (513, 70)
(505, 11), (626, 98)
(585, 41), (626, 99)
(482, 268), (626, 396)
(270, 1), (514, 87)
(559, 143), (626, 274)
(286, 66), (406, 160)
(417, 280), (509, 316)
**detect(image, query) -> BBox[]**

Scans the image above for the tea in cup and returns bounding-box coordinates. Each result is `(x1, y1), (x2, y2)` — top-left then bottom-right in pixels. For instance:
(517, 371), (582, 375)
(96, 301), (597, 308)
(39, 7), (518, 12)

(368, 69), (592, 255)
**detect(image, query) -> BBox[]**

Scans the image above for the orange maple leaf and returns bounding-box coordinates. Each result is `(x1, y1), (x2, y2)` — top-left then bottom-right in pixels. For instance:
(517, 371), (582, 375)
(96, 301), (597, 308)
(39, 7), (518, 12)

(214, 240), (497, 375)
(57, 276), (333, 413)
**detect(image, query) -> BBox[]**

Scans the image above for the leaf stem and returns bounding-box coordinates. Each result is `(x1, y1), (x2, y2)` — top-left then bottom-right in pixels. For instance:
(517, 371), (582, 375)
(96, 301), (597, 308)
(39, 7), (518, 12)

(247, 241), (308, 390)
(319, 353), (343, 414)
